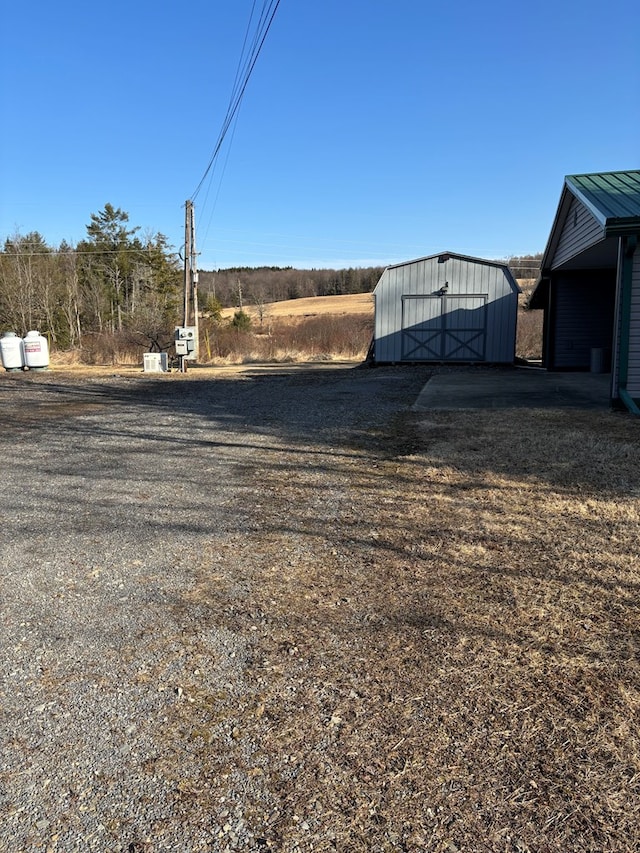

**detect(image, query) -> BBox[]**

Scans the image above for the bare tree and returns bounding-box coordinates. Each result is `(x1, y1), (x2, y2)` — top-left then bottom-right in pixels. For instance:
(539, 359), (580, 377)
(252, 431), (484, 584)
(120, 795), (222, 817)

(253, 285), (270, 330)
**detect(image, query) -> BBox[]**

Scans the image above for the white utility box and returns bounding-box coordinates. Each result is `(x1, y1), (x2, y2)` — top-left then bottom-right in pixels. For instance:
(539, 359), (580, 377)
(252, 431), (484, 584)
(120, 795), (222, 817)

(143, 352), (168, 372)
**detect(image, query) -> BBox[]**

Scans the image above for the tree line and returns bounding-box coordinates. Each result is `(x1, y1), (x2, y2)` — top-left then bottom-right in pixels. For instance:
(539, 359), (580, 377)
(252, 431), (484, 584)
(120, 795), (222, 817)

(198, 254), (543, 309)
(0, 204), (182, 351)
(198, 266), (386, 311)
(506, 253), (543, 279)
(0, 203), (542, 353)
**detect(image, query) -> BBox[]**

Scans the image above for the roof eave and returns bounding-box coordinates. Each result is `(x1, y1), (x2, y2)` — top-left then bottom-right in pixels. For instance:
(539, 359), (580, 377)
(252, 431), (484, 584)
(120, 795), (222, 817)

(528, 275), (549, 309)
(540, 183), (573, 275)
(604, 218), (640, 238)
(564, 176), (609, 228)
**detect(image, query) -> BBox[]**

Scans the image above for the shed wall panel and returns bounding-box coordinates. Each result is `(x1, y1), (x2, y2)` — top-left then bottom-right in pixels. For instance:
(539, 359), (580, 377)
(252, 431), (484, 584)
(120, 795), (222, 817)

(553, 197), (605, 269)
(374, 255), (518, 363)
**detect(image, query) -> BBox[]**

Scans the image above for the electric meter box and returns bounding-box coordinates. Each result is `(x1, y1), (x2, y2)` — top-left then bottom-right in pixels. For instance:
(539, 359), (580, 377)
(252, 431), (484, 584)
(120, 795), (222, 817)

(174, 326), (197, 359)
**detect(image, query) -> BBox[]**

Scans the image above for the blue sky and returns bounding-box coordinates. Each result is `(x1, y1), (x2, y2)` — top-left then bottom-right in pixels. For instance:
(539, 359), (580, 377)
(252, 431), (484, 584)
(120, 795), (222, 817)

(1, 0), (638, 271)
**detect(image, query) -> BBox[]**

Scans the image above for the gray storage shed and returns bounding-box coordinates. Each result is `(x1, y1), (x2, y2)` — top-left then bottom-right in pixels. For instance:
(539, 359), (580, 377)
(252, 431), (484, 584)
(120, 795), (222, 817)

(373, 252), (520, 363)
(528, 170), (640, 413)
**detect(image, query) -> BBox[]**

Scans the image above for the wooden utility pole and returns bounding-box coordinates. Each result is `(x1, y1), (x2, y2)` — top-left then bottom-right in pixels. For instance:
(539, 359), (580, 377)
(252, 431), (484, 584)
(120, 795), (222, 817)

(191, 203), (199, 360)
(182, 202), (191, 328)
(182, 200), (199, 360)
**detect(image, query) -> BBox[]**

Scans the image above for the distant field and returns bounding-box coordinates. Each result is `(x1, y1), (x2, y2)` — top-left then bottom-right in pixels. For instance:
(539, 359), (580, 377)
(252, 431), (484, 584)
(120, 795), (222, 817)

(220, 292), (374, 322)
(221, 282), (535, 323)
(218, 284), (541, 358)
(50, 283), (539, 369)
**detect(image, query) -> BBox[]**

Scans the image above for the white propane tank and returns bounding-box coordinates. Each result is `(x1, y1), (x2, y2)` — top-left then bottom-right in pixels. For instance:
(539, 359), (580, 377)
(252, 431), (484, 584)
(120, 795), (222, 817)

(23, 331), (49, 370)
(0, 331), (25, 371)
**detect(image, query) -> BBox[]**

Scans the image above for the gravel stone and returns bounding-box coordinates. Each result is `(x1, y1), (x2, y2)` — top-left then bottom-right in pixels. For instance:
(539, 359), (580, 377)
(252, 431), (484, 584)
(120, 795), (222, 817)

(0, 363), (430, 852)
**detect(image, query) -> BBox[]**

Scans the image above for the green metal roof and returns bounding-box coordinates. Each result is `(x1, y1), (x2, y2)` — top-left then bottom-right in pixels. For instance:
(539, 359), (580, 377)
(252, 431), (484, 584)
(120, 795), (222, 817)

(566, 170), (640, 234)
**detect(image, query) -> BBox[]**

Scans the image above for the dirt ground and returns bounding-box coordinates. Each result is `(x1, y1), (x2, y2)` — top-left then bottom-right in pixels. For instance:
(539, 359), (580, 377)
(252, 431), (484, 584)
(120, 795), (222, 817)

(1, 363), (639, 852)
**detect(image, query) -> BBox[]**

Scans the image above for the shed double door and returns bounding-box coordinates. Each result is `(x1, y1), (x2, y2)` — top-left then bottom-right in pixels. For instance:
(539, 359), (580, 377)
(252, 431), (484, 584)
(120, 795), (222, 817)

(401, 294), (488, 361)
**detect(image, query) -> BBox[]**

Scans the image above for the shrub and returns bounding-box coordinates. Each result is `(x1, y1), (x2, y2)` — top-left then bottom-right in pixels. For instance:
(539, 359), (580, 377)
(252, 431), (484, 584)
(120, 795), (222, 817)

(516, 307), (543, 360)
(199, 313), (373, 364)
(230, 310), (253, 331)
(80, 331), (141, 365)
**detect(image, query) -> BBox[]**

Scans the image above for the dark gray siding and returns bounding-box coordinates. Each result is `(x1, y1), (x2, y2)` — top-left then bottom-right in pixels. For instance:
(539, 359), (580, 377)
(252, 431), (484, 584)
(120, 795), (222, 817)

(628, 251), (640, 396)
(553, 197), (605, 269)
(550, 272), (616, 369)
(611, 251), (623, 399)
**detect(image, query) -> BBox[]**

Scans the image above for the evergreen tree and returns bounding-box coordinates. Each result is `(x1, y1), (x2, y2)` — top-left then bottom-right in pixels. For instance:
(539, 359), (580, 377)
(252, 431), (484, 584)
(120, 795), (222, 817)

(76, 204), (180, 338)
(77, 203), (140, 332)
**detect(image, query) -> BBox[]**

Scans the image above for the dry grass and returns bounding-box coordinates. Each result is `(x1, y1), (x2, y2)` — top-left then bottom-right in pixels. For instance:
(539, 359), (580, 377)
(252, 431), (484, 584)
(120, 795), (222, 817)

(201, 314), (373, 364)
(516, 280), (543, 360)
(9, 367), (638, 849)
(57, 286), (543, 367)
(162, 401), (640, 851)
(220, 293), (374, 323)
(219, 286), (544, 364)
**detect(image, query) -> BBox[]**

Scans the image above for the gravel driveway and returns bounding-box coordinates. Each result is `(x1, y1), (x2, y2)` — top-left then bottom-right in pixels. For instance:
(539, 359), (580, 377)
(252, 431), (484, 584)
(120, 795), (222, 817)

(0, 363), (431, 852)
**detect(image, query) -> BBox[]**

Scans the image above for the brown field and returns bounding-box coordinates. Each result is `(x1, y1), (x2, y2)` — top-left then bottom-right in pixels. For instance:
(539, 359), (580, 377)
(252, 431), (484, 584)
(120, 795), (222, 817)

(219, 284), (543, 361)
(56, 282), (541, 369)
(220, 281), (536, 323)
(220, 292), (374, 322)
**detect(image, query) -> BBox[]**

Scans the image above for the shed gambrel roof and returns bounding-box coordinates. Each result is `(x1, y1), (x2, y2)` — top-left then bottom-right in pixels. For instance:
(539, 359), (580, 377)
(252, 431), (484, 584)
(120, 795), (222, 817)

(375, 251), (520, 292)
(384, 251), (512, 272)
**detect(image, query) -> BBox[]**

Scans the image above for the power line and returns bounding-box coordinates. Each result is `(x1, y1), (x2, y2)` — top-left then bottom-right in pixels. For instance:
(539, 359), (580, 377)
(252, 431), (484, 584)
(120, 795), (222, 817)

(1, 244), (543, 270)
(1, 247), (181, 258)
(190, 0), (282, 203)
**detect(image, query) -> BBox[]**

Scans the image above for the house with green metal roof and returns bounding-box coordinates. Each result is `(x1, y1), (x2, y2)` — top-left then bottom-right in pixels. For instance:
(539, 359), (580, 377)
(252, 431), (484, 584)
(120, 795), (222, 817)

(529, 170), (640, 412)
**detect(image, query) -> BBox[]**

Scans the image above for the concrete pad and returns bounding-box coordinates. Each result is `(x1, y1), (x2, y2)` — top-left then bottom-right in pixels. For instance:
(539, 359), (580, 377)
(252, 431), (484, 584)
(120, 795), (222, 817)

(413, 368), (613, 411)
